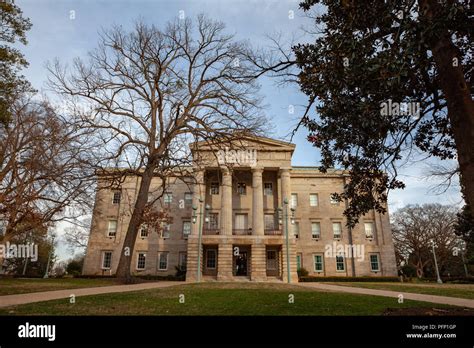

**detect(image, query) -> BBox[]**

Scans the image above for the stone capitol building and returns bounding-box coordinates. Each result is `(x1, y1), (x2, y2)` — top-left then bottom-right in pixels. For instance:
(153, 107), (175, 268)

(82, 135), (397, 282)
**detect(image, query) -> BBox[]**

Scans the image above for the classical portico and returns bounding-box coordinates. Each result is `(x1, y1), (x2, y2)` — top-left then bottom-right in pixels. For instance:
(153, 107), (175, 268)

(185, 136), (299, 282)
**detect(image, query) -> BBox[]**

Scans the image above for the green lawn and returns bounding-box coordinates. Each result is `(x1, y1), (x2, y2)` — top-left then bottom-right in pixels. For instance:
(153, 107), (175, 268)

(0, 282), (459, 316)
(328, 282), (474, 299)
(0, 277), (119, 296)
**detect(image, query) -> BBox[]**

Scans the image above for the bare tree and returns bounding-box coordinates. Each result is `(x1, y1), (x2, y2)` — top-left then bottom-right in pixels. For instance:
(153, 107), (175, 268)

(0, 94), (95, 241)
(47, 15), (266, 282)
(63, 217), (91, 252)
(392, 203), (461, 278)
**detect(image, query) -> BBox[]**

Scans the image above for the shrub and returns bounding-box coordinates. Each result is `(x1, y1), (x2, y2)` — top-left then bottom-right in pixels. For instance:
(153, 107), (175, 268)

(175, 266), (186, 281)
(299, 276), (400, 282)
(297, 267), (309, 279)
(66, 259), (83, 276)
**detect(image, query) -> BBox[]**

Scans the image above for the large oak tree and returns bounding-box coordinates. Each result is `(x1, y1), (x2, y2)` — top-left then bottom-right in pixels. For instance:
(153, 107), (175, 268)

(48, 15), (266, 282)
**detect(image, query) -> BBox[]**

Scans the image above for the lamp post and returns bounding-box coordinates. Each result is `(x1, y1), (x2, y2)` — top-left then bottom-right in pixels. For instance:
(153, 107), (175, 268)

(192, 199), (210, 283)
(457, 240), (469, 277)
(278, 198), (295, 283)
(430, 239), (443, 284)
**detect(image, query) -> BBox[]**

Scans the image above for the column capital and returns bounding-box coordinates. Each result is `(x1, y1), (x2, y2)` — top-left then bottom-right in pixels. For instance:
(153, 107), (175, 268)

(279, 167), (291, 175)
(251, 166), (264, 174)
(193, 168), (205, 184)
(220, 166), (232, 175)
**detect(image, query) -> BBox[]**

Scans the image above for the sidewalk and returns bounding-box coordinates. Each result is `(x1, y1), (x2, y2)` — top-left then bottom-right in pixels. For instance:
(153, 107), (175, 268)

(298, 282), (474, 308)
(0, 281), (183, 308)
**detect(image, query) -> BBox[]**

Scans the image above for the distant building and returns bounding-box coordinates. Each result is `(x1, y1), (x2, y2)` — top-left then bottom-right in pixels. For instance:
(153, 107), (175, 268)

(82, 135), (397, 281)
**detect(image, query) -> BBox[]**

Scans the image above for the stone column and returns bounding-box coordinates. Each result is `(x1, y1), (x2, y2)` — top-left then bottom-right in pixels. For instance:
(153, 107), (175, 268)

(220, 167), (233, 235)
(281, 239), (299, 283)
(252, 167), (264, 236)
(217, 243), (233, 281)
(250, 242), (267, 281)
(185, 238), (201, 282)
(191, 169), (205, 236)
(279, 167), (291, 203)
(187, 169), (205, 282)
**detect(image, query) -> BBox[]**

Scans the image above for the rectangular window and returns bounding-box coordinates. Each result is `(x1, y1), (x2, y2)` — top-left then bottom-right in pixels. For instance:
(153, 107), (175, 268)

(296, 253), (302, 271)
(112, 191), (121, 204)
(157, 252), (168, 271)
(139, 224), (148, 238)
(365, 222), (375, 239)
(336, 255), (345, 271)
(314, 254), (324, 272)
(161, 224), (171, 239)
(234, 213), (248, 230)
(291, 193), (298, 208)
(184, 192), (193, 205)
(370, 254), (380, 271)
(293, 222), (299, 238)
(182, 221), (191, 238)
(210, 182), (219, 195)
(309, 193), (319, 207)
(264, 183), (273, 196)
(179, 252), (187, 270)
(164, 192), (173, 205)
(102, 251), (112, 269)
(311, 222), (321, 239)
(107, 220), (117, 237)
(237, 182), (247, 195)
(264, 214), (275, 230)
(206, 249), (217, 269)
(208, 213), (219, 230)
(333, 222), (342, 239)
(266, 250), (277, 270)
(136, 252), (146, 270)
(330, 195), (340, 205)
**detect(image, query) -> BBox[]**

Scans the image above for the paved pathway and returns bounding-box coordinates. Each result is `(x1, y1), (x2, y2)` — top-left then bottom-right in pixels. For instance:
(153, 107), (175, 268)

(298, 282), (474, 308)
(0, 281), (183, 308)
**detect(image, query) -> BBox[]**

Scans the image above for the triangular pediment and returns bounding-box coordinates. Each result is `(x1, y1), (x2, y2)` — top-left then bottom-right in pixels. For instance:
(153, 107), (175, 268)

(190, 134), (295, 153)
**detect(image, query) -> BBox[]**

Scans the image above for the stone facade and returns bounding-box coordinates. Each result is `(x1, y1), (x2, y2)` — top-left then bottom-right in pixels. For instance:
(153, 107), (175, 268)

(82, 136), (398, 282)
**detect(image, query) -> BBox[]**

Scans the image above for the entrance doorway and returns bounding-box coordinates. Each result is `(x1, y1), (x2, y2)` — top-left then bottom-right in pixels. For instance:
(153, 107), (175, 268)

(266, 246), (281, 277)
(233, 245), (251, 277)
(236, 251), (248, 276)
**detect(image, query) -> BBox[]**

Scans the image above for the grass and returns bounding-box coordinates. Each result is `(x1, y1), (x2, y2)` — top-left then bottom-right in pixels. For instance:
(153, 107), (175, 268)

(328, 282), (474, 300)
(0, 277), (119, 296)
(0, 282), (459, 316)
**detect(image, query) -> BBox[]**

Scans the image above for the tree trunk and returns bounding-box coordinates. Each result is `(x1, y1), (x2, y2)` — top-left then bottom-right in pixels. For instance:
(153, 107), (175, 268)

(423, 0), (474, 214)
(115, 163), (155, 283)
(415, 260), (424, 278)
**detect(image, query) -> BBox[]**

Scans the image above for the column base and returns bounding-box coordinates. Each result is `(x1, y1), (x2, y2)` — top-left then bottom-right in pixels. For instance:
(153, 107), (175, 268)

(250, 272), (267, 282)
(217, 272), (234, 281)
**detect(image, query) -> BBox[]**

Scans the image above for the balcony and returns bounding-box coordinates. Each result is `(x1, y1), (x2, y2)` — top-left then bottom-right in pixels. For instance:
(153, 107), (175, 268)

(232, 229), (252, 235)
(203, 228), (220, 235)
(264, 229), (282, 236)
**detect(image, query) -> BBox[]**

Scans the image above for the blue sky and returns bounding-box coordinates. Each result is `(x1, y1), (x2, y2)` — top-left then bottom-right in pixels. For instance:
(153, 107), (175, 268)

(16, 0), (463, 260)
